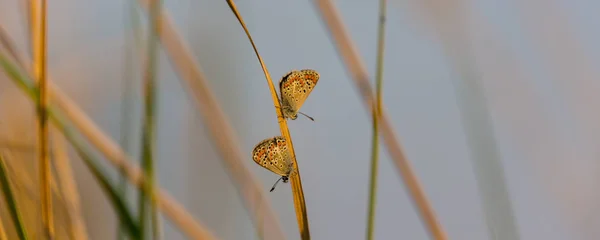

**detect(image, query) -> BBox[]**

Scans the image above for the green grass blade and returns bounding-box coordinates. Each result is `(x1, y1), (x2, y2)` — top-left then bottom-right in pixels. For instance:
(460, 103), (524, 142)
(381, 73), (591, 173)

(0, 51), (141, 240)
(0, 155), (29, 240)
(138, 0), (162, 239)
(67, 130), (142, 240)
(119, 0), (142, 239)
(366, 0), (386, 239)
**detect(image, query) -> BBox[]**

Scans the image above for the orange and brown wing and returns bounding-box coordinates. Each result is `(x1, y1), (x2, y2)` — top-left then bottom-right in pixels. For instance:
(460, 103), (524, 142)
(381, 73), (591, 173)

(279, 69), (320, 114)
(252, 136), (291, 176)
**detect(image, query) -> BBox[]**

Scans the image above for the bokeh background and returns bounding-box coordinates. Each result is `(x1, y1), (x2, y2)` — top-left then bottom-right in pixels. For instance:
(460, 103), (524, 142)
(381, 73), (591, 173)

(1, 0), (600, 239)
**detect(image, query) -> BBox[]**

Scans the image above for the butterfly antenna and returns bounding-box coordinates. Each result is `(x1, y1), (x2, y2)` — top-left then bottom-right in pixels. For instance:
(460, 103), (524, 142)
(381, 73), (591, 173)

(298, 111), (315, 121)
(270, 176), (285, 192)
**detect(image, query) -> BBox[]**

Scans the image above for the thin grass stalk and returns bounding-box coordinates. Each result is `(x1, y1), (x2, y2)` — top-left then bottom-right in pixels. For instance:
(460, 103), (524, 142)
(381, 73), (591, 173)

(312, 1), (448, 239)
(138, 0), (162, 238)
(365, 0), (386, 239)
(31, 0), (54, 238)
(224, 1), (310, 239)
(52, 132), (89, 240)
(0, 154), (29, 240)
(135, 0), (287, 239)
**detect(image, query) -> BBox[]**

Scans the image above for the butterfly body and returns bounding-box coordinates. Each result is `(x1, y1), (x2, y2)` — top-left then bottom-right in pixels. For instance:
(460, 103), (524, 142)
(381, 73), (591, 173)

(279, 69), (320, 120)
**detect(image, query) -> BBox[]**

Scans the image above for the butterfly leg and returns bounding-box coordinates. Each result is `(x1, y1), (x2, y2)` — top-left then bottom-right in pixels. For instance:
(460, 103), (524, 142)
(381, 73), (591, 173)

(270, 176), (286, 192)
(297, 111), (315, 121)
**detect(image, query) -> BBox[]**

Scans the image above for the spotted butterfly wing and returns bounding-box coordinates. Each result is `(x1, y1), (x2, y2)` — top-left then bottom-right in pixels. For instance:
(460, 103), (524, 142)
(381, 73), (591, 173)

(279, 69), (320, 120)
(251, 136), (293, 177)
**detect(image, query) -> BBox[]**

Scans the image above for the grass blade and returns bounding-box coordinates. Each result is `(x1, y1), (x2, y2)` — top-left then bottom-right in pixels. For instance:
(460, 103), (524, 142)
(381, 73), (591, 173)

(225, 1), (311, 239)
(365, 0), (386, 239)
(312, 1), (448, 239)
(29, 0), (54, 238)
(0, 154), (29, 240)
(138, 0), (162, 238)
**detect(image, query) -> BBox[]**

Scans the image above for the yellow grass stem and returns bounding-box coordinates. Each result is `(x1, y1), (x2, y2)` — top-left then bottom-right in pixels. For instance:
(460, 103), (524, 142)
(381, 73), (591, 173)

(29, 0), (54, 238)
(312, 1), (448, 239)
(365, 0), (386, 239)
(225, 1), (311, 239)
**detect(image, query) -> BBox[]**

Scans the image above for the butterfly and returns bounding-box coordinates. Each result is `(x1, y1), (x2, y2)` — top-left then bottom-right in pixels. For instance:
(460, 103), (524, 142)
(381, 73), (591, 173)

(252, 136), (295, 192)
(279, 69), (320, 121)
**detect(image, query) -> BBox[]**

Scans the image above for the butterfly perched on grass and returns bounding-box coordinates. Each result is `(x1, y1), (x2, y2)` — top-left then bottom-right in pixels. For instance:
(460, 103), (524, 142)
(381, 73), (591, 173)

(279, 69), (320, 121)
(252, 136), (295, 192)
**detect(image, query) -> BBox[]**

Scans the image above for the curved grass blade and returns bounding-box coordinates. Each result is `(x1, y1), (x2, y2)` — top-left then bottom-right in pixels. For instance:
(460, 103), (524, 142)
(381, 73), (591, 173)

(0, 154), (29, 240)
(225, 1), (311, 239)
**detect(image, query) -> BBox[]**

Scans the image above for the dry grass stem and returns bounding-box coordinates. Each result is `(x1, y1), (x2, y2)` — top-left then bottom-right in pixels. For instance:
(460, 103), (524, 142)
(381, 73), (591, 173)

(52, 131), (89, 240)
(312, 0), (448, 239)
(0, 24), (218, 240)
(29, 0), (54, 238)
(137, 0), (287, 239)
(225, 1), (310, 238)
